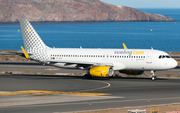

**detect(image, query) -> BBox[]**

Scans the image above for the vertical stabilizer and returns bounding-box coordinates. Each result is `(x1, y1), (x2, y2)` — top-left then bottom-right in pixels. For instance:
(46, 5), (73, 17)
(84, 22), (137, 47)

(19, 18), (48, 51)
(19, 18), (49, 60)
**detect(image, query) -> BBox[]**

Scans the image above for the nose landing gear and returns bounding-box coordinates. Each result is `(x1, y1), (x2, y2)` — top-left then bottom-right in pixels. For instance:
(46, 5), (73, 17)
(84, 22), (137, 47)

(151, 70), (156, 81)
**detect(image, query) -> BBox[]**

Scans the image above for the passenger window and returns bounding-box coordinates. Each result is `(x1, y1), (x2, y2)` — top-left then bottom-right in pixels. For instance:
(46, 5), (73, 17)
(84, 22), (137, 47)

(162, 55), (165, 58)
(159, 55), (162, 59)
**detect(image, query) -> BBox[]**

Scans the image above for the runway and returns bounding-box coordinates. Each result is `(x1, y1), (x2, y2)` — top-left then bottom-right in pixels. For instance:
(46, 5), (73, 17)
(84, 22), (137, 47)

(0, 61), (180, 75)
(0, 61), (180, 113)
(0, 61), (83, 74)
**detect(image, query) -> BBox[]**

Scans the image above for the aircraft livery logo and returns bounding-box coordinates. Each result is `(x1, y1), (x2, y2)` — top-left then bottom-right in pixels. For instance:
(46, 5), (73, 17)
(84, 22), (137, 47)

(114, 50), (144, 56)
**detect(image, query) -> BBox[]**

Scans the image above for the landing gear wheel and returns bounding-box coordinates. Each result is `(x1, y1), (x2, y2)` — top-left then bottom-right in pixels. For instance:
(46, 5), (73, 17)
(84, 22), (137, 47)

(84, 74), (92, 79)
(151, 70), (156, 81)
(108, 75), (113, 78)
(152, 76), (156, 81)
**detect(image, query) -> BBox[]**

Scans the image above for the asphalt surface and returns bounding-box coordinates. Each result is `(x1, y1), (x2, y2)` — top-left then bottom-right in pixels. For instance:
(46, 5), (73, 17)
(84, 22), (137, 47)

(0, 61), (180, 76)
(0, 61), (180, 113)
(0, 61), (83, 73)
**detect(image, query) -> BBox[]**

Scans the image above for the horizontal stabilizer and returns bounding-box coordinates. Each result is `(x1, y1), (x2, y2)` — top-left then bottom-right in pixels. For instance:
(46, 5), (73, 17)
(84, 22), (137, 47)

(21, 46), (30, 59)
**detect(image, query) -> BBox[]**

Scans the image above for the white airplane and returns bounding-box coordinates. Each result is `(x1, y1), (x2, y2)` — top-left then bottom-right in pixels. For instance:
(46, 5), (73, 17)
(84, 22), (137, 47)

(18, 18), (178, 81)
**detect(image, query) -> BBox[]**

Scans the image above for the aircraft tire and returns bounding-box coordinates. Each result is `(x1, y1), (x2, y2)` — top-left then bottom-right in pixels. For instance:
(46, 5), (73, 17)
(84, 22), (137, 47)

(152, 76), (156, 81)
(84, 74), (92, 79)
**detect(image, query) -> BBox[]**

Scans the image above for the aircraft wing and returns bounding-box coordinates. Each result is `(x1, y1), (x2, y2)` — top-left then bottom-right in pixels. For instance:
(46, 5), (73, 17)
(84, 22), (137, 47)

(40, 59), (113, 66)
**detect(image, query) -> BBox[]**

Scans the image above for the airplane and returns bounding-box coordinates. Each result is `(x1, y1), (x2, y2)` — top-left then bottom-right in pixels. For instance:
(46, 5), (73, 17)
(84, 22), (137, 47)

(18, 18), (178, 81)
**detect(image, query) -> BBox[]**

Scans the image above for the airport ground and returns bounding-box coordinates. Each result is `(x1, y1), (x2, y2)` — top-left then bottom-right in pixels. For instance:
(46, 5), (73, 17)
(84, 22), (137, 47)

(0, 51), (180, 113)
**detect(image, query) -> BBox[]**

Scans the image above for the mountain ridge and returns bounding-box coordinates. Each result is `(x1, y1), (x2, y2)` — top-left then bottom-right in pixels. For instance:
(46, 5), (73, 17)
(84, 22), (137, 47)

(0, 0), (174, 22)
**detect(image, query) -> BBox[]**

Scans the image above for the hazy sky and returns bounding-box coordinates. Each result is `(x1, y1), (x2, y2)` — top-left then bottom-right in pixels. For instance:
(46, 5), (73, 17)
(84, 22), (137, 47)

(100, 0), (180, 8)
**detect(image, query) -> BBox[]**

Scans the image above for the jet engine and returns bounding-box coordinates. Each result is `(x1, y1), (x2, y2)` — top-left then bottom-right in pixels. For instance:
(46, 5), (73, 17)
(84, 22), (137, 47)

(88, 66), (114, 77)
(119, 70), (144, 75)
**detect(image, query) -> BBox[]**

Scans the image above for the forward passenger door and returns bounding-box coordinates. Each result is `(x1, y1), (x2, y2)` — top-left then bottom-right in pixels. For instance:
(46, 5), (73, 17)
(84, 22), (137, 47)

(146, 52), (153, 63)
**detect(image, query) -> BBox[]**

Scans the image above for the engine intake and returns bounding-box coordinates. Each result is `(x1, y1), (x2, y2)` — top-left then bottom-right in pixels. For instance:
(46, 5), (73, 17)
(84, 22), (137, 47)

(89, 66), (114, 77)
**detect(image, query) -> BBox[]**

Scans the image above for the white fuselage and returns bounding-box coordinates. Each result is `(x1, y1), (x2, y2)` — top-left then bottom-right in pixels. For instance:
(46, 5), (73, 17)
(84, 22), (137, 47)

(45, 48), (177, 71)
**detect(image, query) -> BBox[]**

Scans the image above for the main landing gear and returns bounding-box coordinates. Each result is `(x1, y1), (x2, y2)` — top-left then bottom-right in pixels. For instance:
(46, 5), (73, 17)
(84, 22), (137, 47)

(151, 70), (156, 81)
(84, 74), (92, 79)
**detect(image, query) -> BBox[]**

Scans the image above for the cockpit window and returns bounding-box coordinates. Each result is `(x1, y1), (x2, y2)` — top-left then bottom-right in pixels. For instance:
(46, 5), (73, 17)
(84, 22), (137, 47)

(159, 55), (171, 59)
(166, 55), (171, 58)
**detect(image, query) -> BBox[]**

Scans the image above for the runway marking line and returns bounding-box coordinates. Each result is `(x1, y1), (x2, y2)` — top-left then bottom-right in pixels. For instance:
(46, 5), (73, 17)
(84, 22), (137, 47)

(0, 92), (30, 96)
(76, 80), (111, 92)
(0, 90), (111, 96)
(148, 97), (180, 101)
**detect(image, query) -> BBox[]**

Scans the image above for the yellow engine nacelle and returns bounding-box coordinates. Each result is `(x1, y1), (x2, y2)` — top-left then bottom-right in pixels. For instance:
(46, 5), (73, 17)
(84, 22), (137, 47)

(119, 70), (144, 75)
(89, 66), (114, 77)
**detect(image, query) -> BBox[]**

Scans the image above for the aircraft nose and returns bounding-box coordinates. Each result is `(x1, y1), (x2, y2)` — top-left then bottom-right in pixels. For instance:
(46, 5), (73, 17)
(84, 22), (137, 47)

(170, 59), (178, 68)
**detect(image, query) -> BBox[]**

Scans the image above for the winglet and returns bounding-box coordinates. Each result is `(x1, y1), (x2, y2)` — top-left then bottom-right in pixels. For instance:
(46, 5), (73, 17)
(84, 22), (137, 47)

(122, 43), (127, 49)
(21, 46), (30, 59)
